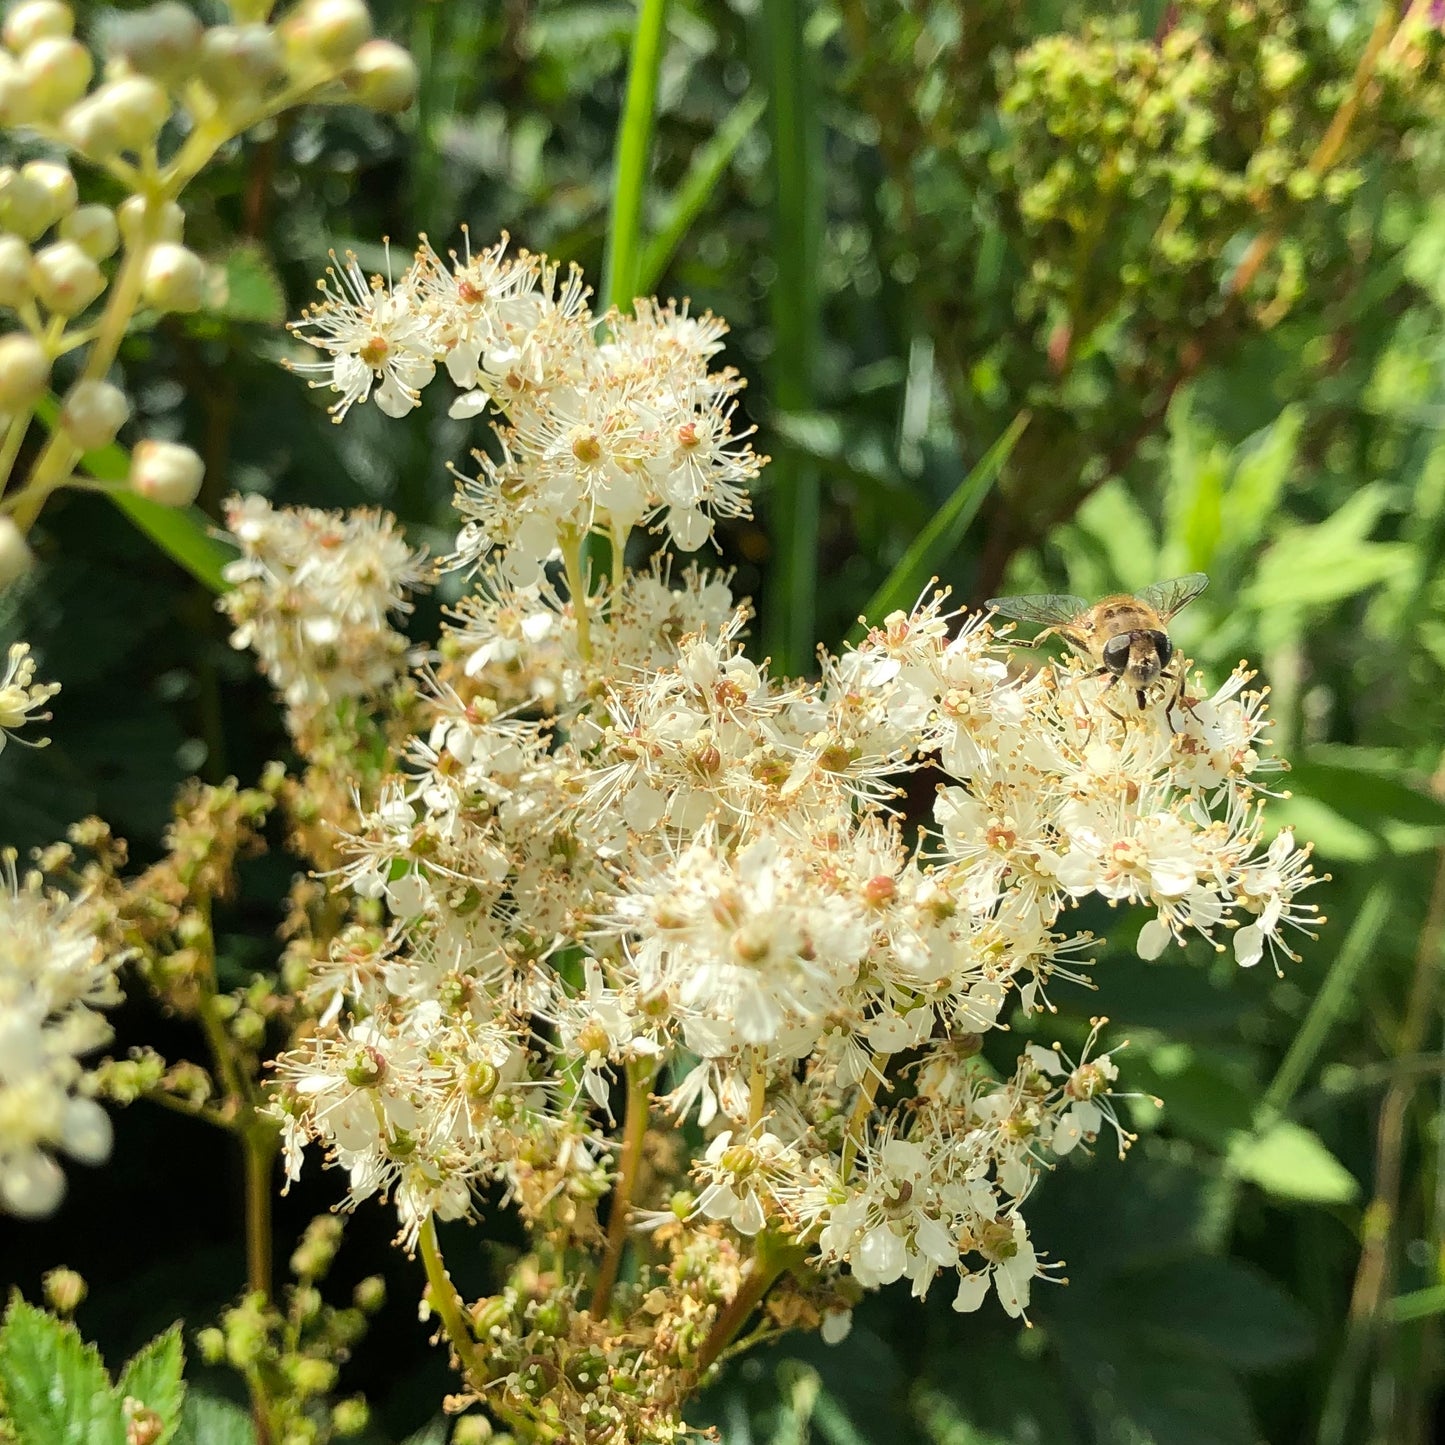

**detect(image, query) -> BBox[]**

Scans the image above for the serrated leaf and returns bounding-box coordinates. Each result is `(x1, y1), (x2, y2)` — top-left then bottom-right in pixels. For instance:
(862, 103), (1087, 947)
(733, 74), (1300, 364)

(212, 242), (287, 326)
(1226, 1120), (1360, 1204)
(1221, 407), (1301, 554)
(172, 1391), (255, 1445)
(115, 1325), (185, 1443)
(0, 1296), (126, 1445)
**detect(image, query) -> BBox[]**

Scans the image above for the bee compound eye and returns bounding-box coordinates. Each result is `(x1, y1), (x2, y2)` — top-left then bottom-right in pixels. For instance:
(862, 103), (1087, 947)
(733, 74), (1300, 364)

(1101, 635), (1131, 673)
(1153, 632), (1173, 667)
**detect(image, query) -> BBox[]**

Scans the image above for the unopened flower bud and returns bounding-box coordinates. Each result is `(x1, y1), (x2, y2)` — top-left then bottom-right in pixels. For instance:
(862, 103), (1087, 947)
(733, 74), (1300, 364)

(197, 24), (282, 100)
(141, 241), (205, 312)
(102, 2), (201, 81)
(195, 1327), (225, 1365)
(0, 52), (38, 124)
(330, 1398), (369, 1436)
(283, 0), (371, 70)
(92, 74), (170, 152)
(30, 239), (103, 314)
(0, 515), (35, 587)
(352, 1275), (385, 1313)
(60, 203), (118, 260)
(0, 331), (50, 408)
(59, 96), (124, 159)
(22, 158), (76, 217)
(61, 378), (128, 449)
(345, 39), (417, 113)
(117, 194), (183, 245)
(19, 34), (90, 115)
(130, 438), (203, 505)
(0, 163), (69, 239)
(0, 235), (30, 305)
(41, 1266), (86, 1315)
(4, 0), (72, 52)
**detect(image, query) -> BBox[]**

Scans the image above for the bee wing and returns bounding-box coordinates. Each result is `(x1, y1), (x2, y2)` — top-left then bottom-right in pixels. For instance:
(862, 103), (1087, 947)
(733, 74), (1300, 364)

(1135, 572), (1209, 622)
(985, 592), (1090, 627)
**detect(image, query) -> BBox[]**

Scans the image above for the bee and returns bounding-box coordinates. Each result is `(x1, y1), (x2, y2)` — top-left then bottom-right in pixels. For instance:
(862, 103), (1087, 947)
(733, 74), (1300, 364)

(986, 573), (1209, 713)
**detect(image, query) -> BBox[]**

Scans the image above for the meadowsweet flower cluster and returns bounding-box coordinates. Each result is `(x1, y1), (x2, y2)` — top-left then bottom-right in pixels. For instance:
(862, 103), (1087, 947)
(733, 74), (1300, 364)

(240, 236), (1325, 1441)
(0, 851), (120, 1218)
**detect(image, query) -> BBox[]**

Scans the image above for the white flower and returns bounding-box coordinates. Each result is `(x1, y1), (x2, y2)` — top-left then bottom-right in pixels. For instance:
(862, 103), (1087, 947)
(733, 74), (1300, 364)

(0, 642), (59, 752)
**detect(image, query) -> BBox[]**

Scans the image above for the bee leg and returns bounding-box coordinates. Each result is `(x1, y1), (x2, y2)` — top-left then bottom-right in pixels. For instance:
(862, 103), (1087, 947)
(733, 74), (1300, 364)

(1163, 667), (1202, 733)
(1095, 670), (1129, 730)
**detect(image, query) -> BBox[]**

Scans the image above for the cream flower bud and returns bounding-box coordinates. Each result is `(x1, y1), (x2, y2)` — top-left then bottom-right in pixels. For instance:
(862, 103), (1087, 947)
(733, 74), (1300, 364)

(346, 39), (417, 113)
(283, 0), (372, 69)
(197, 24), (282, 100)
(60, 378), (128, 450)
(58, 96), (123, 159)
(102, 1), (202, 81)
(0, 515), (35, 588)
(60, 203), (118, 260)
(0, 331), (49, 410)
(141, 241), (205, 313)
(117, 194), (183, 246)
(19, 34), (90, 115)
(30, 238), (103, 314)
(0, 235), (31, 305)
(0, 52), (38, 124)
(22, 158), (75, 215)
(0, 167), (57, 240)
(3, 0), (72, 52)
(130, 437), (203, 505)
(90, 74), (170, 152)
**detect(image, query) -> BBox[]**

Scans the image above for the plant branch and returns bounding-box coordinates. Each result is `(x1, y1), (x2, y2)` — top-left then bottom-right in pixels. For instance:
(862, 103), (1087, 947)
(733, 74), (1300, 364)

(591, 1059), (656, 1317)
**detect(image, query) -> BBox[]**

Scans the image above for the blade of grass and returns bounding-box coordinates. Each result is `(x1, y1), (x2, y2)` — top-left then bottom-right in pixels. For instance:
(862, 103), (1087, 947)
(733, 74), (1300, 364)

(636, 90), (766, 296)
(36, 397), (235, 593)
(602, 0), (671, 313)
(760, 0), (822, 675)
(849, 410), (1030, 637)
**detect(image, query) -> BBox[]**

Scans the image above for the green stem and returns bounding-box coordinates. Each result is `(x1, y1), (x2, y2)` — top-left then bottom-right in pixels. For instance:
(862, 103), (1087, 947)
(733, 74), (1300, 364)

(560, 528), (594, 662)
(0, 411), (32, 497)
(602, 0), (670, 313)
(693, 1231), (806, 1379)
(419, 1213), (488, 1388)
(591, 1059), (656, 1317)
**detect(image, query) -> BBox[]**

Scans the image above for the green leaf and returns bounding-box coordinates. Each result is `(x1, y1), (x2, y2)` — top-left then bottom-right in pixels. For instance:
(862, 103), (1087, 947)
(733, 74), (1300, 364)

(211, 242), (287, 326)
(1226, 1120), (1360, 1204)
(106, 492), (235, 594)
(853, 410), (1030, 636)
(1220, 406), (1302, 555)
(0, 1296), (126, 1445)
(115, 1325), (185, 1443)
(1109, 1257), (1314, 1369)
(638, 90), (766, 295)
(172, 1392), (255, 1445)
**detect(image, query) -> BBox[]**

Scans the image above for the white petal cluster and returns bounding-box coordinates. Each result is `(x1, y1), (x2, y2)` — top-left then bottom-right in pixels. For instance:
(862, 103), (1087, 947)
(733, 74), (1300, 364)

(0, 640), (59, 751)
(0, 855), (121, 1218)
(263, 238), (1324, 1319)
(288, 237), (763, 565)
(218, 494), (427, 723)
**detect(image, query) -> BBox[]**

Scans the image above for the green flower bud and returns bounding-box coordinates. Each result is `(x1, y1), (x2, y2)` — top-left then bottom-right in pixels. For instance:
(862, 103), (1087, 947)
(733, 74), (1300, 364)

(60, 202), (118, 260)
(330, 1398), (369, 1437)
(141, 240), (206, 312)
(117, 194), (183, 245)
(19, 34), (90, 115)
(30, 238), (103, 313)
(0, 516), (35, 588)
(346, 39), (417, 113)
(14, 158), (76, 232)
(129, 438), (204, 505)
(352, 1275), (386, 1313)
(60, 378), (128, 449)
(3, 1), (72, 52)
(0, 331), (50, 408)
(196, 1326), (226, 1364)
(288, 1355), (338, 1398)
(0, 234), (31, 305)
(102, 2), (202, 81)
